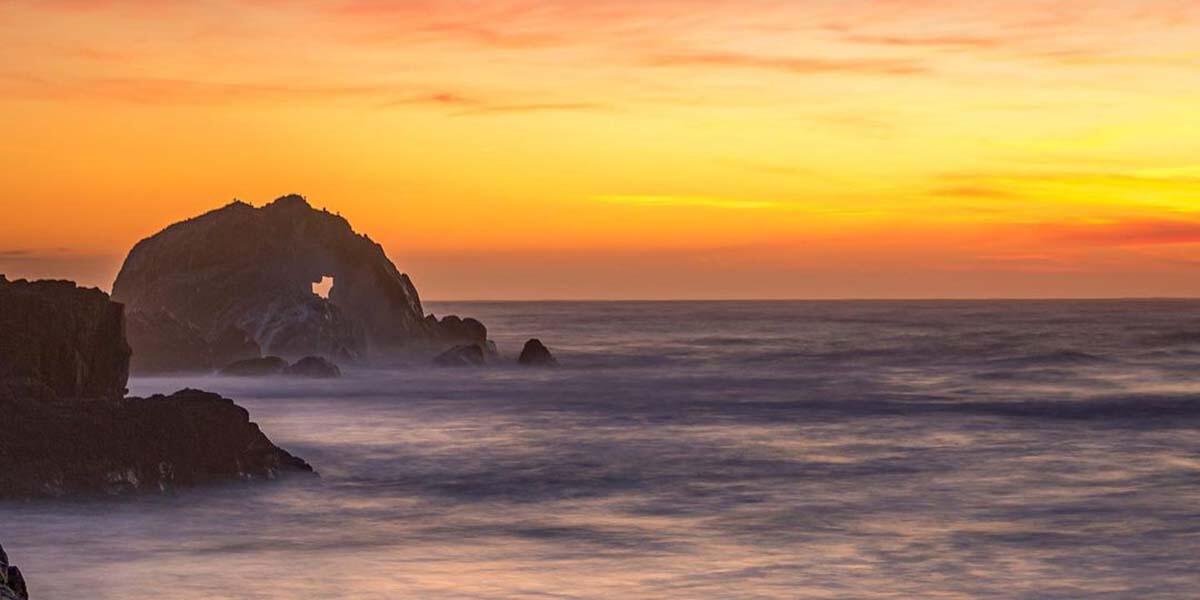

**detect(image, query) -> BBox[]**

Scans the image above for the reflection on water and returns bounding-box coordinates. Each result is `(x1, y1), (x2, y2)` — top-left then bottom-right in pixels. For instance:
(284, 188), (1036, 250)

(5, 301), (1200, 598)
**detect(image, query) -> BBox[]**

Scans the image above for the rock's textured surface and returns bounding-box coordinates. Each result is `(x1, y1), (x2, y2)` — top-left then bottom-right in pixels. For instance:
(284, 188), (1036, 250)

(112, 195), (491, 371)
(0, 276), (130, 400)
(517, 339), (558, 366)
(427, 315), (489, 347)
(0, 542), (29, 600)
(0, 277), (314, 499)
(220, 356), (289, 377)
(0, 389), (313, 498)
(284, 356), (342, 378)
(434, 344), (487, 367)
(124, 309), (214, 373)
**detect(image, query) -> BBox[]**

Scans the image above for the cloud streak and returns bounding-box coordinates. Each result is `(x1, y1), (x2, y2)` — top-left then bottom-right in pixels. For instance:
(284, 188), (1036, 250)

(596, 195), (783, 210)
(647, 51), (928, 76)
(1055, 220), (1200, 247)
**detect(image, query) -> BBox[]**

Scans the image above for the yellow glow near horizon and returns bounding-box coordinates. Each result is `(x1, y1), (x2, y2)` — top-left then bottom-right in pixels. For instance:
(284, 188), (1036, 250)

(1, 1), (1198, 298)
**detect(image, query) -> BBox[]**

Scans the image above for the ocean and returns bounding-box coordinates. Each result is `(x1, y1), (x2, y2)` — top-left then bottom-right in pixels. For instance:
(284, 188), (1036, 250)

(4, 300), (1200, 598)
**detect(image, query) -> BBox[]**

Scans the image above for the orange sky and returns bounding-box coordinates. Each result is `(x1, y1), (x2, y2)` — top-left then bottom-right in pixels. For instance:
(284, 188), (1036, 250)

(2, 0), (1199, 299)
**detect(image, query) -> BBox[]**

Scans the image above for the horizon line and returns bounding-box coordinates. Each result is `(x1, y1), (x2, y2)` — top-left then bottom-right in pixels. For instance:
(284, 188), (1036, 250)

(425, 296), (1200, 303)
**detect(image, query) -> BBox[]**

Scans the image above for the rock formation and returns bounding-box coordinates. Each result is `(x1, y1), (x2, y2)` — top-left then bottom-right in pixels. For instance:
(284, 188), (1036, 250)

(0, 542), (29, 600)
(0, 389), (312, 498)
(283, 356), (341, 378)
(220, 356), (289, 377)
(518, 339), (558, 366)
(219, 356), (341, 378)
(434, 344), (487, 367)
(112, 195), (491, 372)
(0, 276), (313, 499)
(0, 276), (130, 400)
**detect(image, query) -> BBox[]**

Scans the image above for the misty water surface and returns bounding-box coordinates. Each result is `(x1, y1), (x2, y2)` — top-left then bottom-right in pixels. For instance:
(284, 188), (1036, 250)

(4, 301), (1200, 599)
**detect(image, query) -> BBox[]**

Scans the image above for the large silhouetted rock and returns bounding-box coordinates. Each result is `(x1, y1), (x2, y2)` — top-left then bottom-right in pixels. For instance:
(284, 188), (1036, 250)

(0, 276), (130, 400)
(111, 195), (490, 372)
(124, 309), (212, 373)
(0, 276), (314, 499)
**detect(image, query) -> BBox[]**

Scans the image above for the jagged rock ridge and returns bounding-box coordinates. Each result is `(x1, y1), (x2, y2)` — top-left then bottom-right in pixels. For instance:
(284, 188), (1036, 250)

(112, 194), (488, 372)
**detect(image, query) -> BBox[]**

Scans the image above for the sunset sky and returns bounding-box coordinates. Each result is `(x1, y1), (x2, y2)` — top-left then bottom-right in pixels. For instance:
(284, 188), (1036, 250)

(2, 0), (1198, 299)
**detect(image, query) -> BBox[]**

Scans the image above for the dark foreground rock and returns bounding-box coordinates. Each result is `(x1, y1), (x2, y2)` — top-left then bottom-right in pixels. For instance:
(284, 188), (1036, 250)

(112, 194), (495, 371)
(434, 344), (487, 367)
(0, 276), (130, 400)
(518, 339), (558, 366)
(220, 356), (288, 377)
(0, 276), (314, 499)
(284, 356), (341, 378)
(0, 389), (313, 498)
(0, 542), (29, 600)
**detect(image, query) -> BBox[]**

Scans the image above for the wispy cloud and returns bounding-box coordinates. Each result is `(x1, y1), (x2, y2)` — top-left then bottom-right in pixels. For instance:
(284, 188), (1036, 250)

(1055, 220), (1200, 247)
(843, 33), (1001, 49)
(453, 102), (610, 116)
(414, 22), (566, 49)
(595, 195), (782, 210)
(0, 74), (398, 104)
(379, 92), (609, 115)
(931, 186), (1019, 200)
(647, 51), (928, 76)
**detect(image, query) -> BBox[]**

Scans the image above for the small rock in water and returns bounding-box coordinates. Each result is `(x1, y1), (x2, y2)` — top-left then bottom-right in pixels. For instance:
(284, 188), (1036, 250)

(284, 356), (341, 378)
(518, 339), (557, 366)
(219, 356), (288, 376)
(434, 344), (486, 367)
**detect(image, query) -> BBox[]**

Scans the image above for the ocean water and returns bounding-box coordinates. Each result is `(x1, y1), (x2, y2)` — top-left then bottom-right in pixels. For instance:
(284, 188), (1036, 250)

(4, 300), (1200, 599)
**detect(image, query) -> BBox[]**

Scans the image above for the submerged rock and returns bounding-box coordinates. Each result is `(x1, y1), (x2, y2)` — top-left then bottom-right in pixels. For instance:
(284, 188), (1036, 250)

(434, 344), (487, 367)
(284, 356), (341, 378)
(220, 356), (288, 377)
(0, 277), (314, 499)
(518, 339), (558, 366)
(0, 276), (130, 400)
(112, 195), (494, 371)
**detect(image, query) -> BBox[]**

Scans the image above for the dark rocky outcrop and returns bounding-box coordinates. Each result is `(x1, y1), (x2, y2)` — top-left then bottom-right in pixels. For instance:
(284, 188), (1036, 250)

(0, 276), (313, 499)
(283, 356), (341, 378)
(518, 339), (558, 366)
(434, 344), (487, 367)
(0, 276), (130, 400)
(220, 356), (288, 377)
(0, 389), (312, 498)
(0, 542), (29, 600)
(112, 195), (493, 372)
(426, 315), (488, 347)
